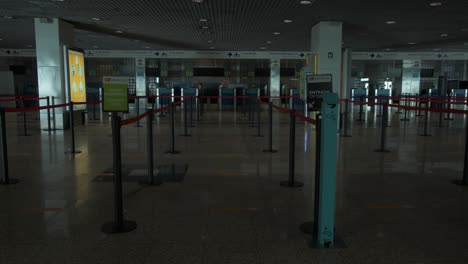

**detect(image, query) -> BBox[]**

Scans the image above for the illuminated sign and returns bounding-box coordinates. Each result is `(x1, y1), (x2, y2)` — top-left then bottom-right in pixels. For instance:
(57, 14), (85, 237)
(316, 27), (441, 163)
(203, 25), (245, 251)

(68, 49), (87, 110)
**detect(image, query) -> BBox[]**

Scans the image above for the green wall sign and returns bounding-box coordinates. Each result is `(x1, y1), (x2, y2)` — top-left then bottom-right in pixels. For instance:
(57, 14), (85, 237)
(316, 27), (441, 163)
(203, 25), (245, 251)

(103, 76), (129, 112)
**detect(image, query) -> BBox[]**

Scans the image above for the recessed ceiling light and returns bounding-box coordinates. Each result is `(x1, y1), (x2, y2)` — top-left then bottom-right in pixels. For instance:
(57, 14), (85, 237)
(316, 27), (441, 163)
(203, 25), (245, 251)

(408, 42), (416, 45)
(207, 40), (213, 43)
(202, 26), (209, 29)
(0, 38), (3, 41)
(3, 16), (13, 19)
(51, 0), (65, 2)
(199, 18), (208, 22)
(92, 45), (99, 48)
(115, 30), (123, 33)
(385, 48), (391, 51)
(192, 0), (203, 3)
(283, 19), (293, 23)
(433, 48), (441, 51)
(386, 21), (396, 24)
(273, 32), (281, 35)
(209, 46), (215, 49)
(429, 2), (442, 7)
(145, 46), (151, 49)
(440, 33), (448, 37)
(91, 17), (100, 21)
(300, 0), (312, 4)
(259, 47), (267, 50)
(266, 40), (272, 44)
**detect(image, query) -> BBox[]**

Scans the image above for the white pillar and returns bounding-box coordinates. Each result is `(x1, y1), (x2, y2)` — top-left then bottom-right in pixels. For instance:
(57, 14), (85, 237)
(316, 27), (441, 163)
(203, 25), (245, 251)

(35, 18), (74, 129)
(135, 57), (146, 109)
(311, 21), (343, 94)
(270, 59), (280, 99)
(341, 48), (352, 99)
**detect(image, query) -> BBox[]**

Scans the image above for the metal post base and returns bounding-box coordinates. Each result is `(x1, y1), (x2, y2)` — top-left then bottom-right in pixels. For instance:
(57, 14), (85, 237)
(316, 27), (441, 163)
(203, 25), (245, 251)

(340, 135), (352, 138)
(165, 150), (181, 154)
(101, 220), (137, 234)
(420, 134), (432, 137)
(444, 118), (454, 121)
(262, 149), (278, 153)
(254, 135), (264, 137)
(400, 119), (410, 121)
(280, 180), (303, 188)
(180, 134), (192, 137)
(0, 178), (20, 185)
(65, 150), (82, 154)
(374, 149), (391, 153)
(42, 129), (56, 132)
(452, 180), (468, 186)
(355, 119), (364, 122)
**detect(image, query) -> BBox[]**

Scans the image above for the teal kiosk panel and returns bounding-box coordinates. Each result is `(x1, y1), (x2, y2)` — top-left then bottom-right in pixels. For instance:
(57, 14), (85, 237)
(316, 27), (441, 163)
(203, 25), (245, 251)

(157, 88), (173, 107)
(317, 93), (339, 247)
(182, 88), (198, 108)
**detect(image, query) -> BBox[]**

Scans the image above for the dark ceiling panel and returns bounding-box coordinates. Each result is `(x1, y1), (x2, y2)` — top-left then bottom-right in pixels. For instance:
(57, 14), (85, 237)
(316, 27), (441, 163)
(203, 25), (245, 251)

(0, 0), (467, 51)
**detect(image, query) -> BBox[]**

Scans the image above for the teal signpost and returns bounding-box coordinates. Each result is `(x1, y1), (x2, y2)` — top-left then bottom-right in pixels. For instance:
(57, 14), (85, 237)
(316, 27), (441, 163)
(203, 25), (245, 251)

(317, 93), (339, 247)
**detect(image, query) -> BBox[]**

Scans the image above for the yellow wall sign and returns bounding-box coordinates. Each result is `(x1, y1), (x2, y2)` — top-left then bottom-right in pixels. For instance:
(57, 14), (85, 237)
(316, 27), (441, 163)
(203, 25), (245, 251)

(68, 49), (87, 110)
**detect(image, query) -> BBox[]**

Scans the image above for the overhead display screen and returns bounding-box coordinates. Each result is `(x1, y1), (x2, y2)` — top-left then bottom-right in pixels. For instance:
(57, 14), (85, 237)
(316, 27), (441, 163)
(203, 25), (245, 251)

(68, 49), (87, 110)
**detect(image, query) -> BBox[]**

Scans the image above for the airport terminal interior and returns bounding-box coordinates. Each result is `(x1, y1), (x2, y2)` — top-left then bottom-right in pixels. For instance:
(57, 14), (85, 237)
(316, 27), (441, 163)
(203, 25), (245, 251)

(2, 0), (468, 263)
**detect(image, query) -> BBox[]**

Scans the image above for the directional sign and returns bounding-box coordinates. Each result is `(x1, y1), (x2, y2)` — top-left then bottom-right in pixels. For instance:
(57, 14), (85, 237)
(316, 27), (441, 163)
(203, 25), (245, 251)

(103, 76), (129, 112)
(306, 74), (333, 111)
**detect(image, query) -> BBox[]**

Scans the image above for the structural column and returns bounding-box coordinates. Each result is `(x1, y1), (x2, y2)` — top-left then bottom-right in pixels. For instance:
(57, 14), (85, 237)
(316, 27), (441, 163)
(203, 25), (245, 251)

(270, 59), (280, 99)
(35, 18), (74, 129)
(135, 58), (146, 110)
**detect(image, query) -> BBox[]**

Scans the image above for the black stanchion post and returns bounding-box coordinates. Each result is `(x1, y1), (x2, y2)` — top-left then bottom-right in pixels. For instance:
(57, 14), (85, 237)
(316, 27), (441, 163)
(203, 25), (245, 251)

(445, 95), (453, 120)
(196, 96), (201, 121)
(135, 98), (142, 127)
(140, 110), (162, 186)
(396, 94), (403, 114)
(401, 95), (409, 121)
(166, 103), (180, 154)
(341, 100), (351, 137)
(21, 99), (30, 136)
(190, 96), (195, 127)
(280, 108), (303, 188)
(453, 121), (468, 185)
(255, 99), (263, 137)
(375, 103), (390, 153)
(356, 95), (364, 121)
(0, 108), (19, 185)
(182, 98), (190, 137)
(45, 96), (52, 131)
(66, 102), (81, 154)
(420, 100), (431, 137)
(376, 97), (382, 117)
(416, 96), (424, 117)
(263, 102), (277, 153)
(102, 113), (137, 234)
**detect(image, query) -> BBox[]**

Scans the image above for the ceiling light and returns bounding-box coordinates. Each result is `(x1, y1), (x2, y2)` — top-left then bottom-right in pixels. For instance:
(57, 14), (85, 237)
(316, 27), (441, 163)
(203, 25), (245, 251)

(408, 42), (416, 45)
(192, 0), (203, 2)
(199, 18), (208, 22)
(259, 47), (267, 50)
(386, 21), (396, 24)
(91, 17), (100, 21)
(3, 16), (13, 19)
(283, 19), (293, 23)
(0, 38), (3, 41)
(266, 40), (272, 44)
(429, 2), (442, 7)
(115, 30), (123, 33)
(273, 32), (281, 35)
(209, 46), (215, 49)
(207, 40), (213, 43)
(51, 0), (65, 2)
(145, 46), (151, 49)
(440, 33), (448, 37)
(202, 26), (209, 29)
(433, 48), (441, 51)
(385, 48), (391, 51)
(300, 0), (312, 4)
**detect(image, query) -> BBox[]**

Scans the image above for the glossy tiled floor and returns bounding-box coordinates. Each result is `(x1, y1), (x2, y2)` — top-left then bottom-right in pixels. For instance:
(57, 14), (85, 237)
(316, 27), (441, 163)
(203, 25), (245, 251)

(1, 104), (468, 264)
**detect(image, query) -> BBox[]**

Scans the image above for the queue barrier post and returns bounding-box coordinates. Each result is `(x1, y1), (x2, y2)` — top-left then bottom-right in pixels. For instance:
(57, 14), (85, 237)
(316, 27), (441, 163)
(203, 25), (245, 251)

(453, 120), (468, 186)
(102, 113), (137, 234)
(445, 95), (454, 121)
(182, 97), (191, 137)
(43, 96), (54, 132)
(135, 98), (142, 127)
(65, 102), (82, 154)
(21, 99), (30, 136)
(420, 99), (431, 137)
(255, 99), (263, 137)
(196, 96), (201, 121)
(375, 103), (390, 153)
(166, 103), (180, 154)
(280, 108), (303, 188)
(190, 96), (195, 127)
(400, 95), (410, 121)
(263, 102), (277, 153)
(140, 110), (162, 186)
(0, 108), (19, 185)
(395, 95), (403, 114)
(356, 95), (364, 121)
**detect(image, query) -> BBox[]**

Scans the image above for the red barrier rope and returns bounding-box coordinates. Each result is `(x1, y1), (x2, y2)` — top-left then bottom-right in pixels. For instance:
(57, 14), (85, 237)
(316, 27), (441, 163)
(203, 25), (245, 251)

(120, 101), (182, 126)
(4, 103), (70, 113)
(262, 101), (317, 125)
